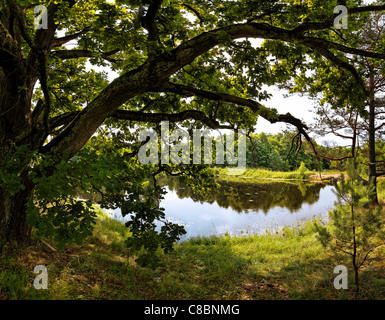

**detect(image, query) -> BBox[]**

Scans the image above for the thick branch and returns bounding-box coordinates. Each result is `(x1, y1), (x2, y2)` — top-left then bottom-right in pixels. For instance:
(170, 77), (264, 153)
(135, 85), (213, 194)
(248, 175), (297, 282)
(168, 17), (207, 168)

(53, 49), (120, 62)
(0, 20), (23, 74)
(160, 82), (309, 130)
(292, 4), (385, 35)
(349, 4), (385, 14)
(42, 16), (385, 161)
(7, 0), (34, 48)
(48, 109), (233, 132)
(157, 82), (322, 160)
(112, 109), (233, 130)
(299, 36), (385, 60)
(181, 4), (204, 25)
(52, 29), (90, 47)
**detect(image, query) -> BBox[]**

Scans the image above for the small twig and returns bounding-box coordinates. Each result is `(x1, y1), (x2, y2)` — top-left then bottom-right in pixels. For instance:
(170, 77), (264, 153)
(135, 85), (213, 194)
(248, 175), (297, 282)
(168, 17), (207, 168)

(42, 240), (57, 252)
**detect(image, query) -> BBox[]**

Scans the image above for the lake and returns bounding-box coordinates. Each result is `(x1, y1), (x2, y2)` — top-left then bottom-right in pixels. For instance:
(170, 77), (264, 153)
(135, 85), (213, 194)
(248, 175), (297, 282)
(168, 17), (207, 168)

(106, 180), (338, 241)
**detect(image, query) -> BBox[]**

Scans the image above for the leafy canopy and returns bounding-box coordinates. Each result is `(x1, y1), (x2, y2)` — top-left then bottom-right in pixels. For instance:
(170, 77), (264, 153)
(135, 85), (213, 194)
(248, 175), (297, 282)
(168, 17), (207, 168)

(1, 0), (385, 265)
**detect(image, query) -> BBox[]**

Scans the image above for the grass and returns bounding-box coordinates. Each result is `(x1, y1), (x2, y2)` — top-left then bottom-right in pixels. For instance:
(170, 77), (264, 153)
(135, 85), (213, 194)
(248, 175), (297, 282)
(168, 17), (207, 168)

(215, 167), (314, 182)
(214, 167), (346, 185)
(1, 209), (385, 300)
(377, 179), (385, 203)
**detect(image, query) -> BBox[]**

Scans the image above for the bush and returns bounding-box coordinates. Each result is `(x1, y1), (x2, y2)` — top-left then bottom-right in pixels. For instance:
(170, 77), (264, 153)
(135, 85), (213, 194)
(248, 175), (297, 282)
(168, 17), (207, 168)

(298, 162), (308, 175)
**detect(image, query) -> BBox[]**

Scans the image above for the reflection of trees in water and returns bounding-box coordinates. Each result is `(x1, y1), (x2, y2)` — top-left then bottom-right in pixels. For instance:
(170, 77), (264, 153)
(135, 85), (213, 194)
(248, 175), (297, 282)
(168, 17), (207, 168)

(166, 179), (326, 214)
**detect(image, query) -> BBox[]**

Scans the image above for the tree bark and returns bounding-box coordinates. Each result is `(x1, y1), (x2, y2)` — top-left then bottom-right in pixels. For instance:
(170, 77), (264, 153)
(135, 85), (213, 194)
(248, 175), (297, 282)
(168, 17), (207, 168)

(0, 186), (33, 244)
(368, 73), (378, 204)
(351, 204), (360, 295)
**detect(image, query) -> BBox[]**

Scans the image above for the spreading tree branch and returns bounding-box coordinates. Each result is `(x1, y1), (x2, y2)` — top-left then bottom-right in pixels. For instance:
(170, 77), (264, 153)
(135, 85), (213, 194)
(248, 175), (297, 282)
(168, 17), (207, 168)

(41, 10), (385, 161)
(48, 109), (234, 134)
(53, 49), (120, 62)
(52, 29), (90, 47)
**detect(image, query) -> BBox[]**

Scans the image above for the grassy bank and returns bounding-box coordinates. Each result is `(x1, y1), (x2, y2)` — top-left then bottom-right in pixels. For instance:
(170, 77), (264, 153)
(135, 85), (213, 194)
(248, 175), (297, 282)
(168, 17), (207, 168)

(214, 167), (345, 183)
(215, 167), (312, 181)
(1, 210), (385, 300)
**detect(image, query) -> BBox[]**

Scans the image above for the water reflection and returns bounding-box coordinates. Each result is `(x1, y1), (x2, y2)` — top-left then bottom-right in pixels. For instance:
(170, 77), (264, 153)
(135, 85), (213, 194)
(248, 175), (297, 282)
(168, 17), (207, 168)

(107, 179), (337, 241)
(166, 179), (327, 214)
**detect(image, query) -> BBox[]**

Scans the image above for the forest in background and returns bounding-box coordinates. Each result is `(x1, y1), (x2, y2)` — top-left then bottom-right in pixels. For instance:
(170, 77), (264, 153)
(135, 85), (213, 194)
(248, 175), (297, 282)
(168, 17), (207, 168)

(213, 130), (385, 176)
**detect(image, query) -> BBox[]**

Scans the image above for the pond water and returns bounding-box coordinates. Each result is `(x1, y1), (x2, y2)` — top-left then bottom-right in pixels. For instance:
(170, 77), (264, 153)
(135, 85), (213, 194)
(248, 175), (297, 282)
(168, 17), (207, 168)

(107, 180), (338, 241)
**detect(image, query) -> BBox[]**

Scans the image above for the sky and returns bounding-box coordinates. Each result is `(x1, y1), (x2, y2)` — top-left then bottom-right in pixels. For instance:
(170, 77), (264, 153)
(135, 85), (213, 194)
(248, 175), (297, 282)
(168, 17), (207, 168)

(253, 86), (342, 146)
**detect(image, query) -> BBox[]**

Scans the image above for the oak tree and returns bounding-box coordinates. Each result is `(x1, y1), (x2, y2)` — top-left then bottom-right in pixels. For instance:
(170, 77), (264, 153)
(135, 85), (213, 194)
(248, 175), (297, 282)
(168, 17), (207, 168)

(1, 0), (385, 262)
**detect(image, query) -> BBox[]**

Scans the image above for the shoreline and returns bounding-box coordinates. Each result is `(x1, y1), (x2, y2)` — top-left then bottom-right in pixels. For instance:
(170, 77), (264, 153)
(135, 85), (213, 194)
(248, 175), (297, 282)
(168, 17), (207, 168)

(215, 173), (345, 184)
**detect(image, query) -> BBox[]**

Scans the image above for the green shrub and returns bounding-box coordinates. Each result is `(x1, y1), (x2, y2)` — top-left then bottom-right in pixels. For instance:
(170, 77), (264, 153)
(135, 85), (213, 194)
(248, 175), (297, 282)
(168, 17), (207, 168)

(298, 162), (308, 175)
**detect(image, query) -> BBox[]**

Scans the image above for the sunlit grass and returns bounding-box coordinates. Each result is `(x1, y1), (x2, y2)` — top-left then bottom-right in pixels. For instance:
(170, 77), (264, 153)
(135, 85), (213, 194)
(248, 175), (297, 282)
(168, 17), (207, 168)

(1, 211), (385, 300)
(214, 167), (313, 181)
(377, 179), (385, 204)
(90, 206), (131, 250)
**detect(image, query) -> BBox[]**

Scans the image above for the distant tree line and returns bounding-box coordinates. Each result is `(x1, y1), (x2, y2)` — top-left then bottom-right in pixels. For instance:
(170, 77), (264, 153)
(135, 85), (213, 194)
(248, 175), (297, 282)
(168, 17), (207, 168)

(241, 131), (330, 172)
(239, 131), (385, 175)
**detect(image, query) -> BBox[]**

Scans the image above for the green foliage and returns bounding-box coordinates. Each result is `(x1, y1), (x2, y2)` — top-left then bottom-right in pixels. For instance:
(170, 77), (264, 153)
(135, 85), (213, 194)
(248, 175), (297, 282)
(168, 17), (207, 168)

(314, 159), (385, 292)
(3, 0), (385, 270)
(285, 8), (385, 195)
(297, 161), (308, 175)
(24, 126), (217, 265)
(27, 199), (97, 250)
(0, 269), (31, 300)
(91, 208), (131, 248)
(24, 153), (99, 249)
(0, 145), (37, 196)
(245, 131), (328, 172)
(0, 118), (216, 266)
(0, 256), (46, 300)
